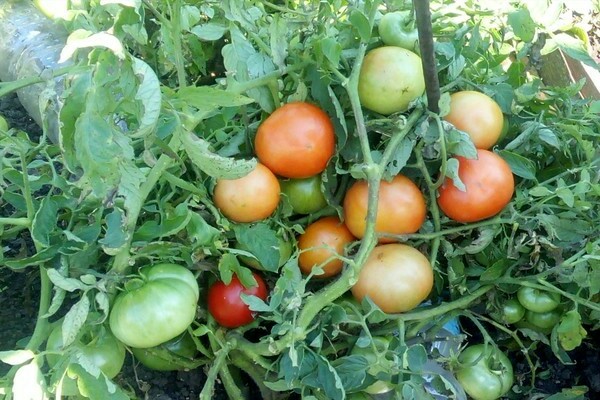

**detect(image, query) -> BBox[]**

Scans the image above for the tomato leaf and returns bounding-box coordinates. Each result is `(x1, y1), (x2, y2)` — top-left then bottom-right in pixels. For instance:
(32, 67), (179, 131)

(234, 223), (280, 272)
(301, 350), (345, 400)
(98, 208), (128, 256)
(507, 8), (536, 42)
(62, 295), (91, 347)
(349, 10), (371, 42)
(47, 269), (90, 292)
(31, 196), (59, 248)
(557, 310), (587, 351)
(444, 158), (465, 192)
(190, 23), (227, 41)
(331, 355), (369, 392)
(498, 150), (537, 180)
(69, 364), (129, 400)
(403, 345), (428, 373)
(12, 361), (46, 399)
(0, 350), (35, 366)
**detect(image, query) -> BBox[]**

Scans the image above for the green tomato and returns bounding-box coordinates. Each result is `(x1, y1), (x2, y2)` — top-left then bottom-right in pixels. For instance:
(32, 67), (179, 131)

(280, 175), (328, 215)
(455, 344), (514, 400)
(46, 323), (126, 396)
(358, 46), (425, 115)
(379, 11), (419, 52)
(131, 332), (198, 371)
(500, 298), (526, 324)
(109, 263), (200, 348)
(525, 309), (562, 330)
(517, 287), (561, 313)
(351, 337), (395, 395)
(0, 115), (8, 132)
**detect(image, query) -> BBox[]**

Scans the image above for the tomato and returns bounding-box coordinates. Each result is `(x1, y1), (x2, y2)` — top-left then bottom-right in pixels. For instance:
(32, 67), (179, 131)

(207, 273), (268, 328)
(351, 337), (394, 395)
(351, 244), (433, 313)
(358, 46), (425, 115)
(237, 235), (293, 271)
(437, 149), (514, 223)
(379, 11), (419, 52)
(298, 216), (356, 278)
(500, 298), (526, 324)
(525, 309), (562, 330)
(343, 174), (426, 242)
(280, 175), (328, 214)
(444, 91), (504, 150)
(516, 287), (561, 313)
(46, 323), (125, 396)
(255, 102), (335, 179)
(213, 163), (280, 223)
(131, 332), (197, 371)
(455, 344), (514, 400)
(109, 263), (200, 348)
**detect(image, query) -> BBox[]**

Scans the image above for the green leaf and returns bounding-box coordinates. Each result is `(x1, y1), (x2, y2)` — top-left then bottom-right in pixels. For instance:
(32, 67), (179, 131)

(557, 310), (587, 351)
(553, 33), (600, 70)
(302, 351), (345, 400)
(332, 355), (369, 392)
(241, 292), (272, 312)
(234, 223), (280, 272)
(99, 208), (128, 255)
(131, 58), (161, 138)
(445, 125), (477, 159)
(269, 15), (288, 69)
(182, 132), (257, 179)
(47, 269), (90, 292)
(218, 253), (238, 284)
(4, 245), (61, 270)
(176, 86), (254, 110)
(318, 38), (342, 67)
(13, 361), (46, 399)
(403, 345), (428, 373)
(62, 295), (91, 347)
(0, 350), (35, 366)
(545, 386), (589, 400)
(31, 196), (59, 248)
(349, 10), (371, 41)
(498, 150), (537, 180)
(480, 259), (510, 281)
(508, 8), (536, 42)
(191, 22), (227, 41)
(187, 213), (220, 246)
(444, 158), (465, 192)
(383, 137), (415, 180)
(69, 364), (130, 400)
(60, 30), (126, 62)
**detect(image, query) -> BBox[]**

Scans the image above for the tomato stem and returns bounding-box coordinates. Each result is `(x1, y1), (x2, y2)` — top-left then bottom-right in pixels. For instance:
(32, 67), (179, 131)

(0, 217), (30, 227)
(199, 339), (235, 400)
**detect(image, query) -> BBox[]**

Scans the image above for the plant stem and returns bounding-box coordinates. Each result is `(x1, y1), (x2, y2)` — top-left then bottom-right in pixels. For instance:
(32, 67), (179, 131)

(0, 65), (84, 98)
(378, 109), (424, 170)
(199, 340), (235, 400)
(0, 217), (30, 227)
(219, 365), (245, 400)
(414, 0), (440, 113)
(171, 0), (187, 88)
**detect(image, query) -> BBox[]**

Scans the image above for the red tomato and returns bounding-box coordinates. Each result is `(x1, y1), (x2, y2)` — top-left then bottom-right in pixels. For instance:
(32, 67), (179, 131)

(213, 163), (280, 223)
(351, 244), (433, 313)
(437, 149), (514, 223)
(444, 91), (504, 149)
(207, 273), (268, 328)
(343, 175), (426, 243)
(254, 102), (335, 178)
(298, 216), (356, 278)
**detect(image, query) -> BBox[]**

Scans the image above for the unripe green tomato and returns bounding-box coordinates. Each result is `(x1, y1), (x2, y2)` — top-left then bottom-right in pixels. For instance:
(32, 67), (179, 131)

(358, 46), (425, 115)
(525, 309), (562, 330)
(280, 175), (328, 215)
(379, 11), (419, 52)
(500, 298), (526, 324)
(131, 332), (197, 371)
(455, 344), (513, 400)
(516, 287), (561, 313)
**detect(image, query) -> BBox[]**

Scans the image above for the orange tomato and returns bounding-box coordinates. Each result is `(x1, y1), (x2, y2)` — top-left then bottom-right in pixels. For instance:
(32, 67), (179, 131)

(351, 244), (433, 313)
(437, 149), (514, 223)
(298, 216), (356, 278)
(213, 163), (280, 222)
(343, 175), (426, 242)
(254, 102), (335, 178)
(444, 91), (504, 149)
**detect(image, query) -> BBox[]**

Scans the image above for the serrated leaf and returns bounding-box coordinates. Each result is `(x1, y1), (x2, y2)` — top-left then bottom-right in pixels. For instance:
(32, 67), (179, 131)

(47, 269), (89, 292)
(31, 197), (59, 248)
(529, 186), (553, 196)
(218, 253), (237, 284)
(269, 15), (288, 69)
(186, 213), (220, 246)
(5, 244), (61, 270)
(190, 23), (228, 41)
(182, 132), (257, 179)
(131, 58), (161, 138)
(176, 86), (254, 110)
(302, 350), (345, 400)
(445, 158), (465, 192)
(508, 8), (536, 42)
(60, 30), (125, 63)
(62, 295), (91, 347)
(0, 350), (35, 366)
(95, 292), (110, 318)
(403, 345), (428, 372)
(241, 292), (273, 312)
(349, 10), (371, 41)
(498, 150), (536, 180)
(384, 137), (415, 179)
(445, 125), (477, 159)
(557, 310), (587, 351)
(234, 224), (280, 272)
(99, 208), (128, 255)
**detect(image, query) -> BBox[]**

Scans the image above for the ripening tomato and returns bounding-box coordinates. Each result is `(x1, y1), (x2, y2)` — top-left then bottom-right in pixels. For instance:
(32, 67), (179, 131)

(437, 149), (514, 223)
(207, 273), (268, 328)
(358, 46), (425, 115)
(298, 216), (356, 278)
(255, 102), (335, 179)
(351, 244), (433, 313)
(343, 174), (426, 242)
(213, 163), (280, 223)
(444, 91), (504, 150)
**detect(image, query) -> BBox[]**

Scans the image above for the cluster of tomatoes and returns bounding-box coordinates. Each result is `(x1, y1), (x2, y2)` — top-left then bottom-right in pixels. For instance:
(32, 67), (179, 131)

(498, 287), (563, 333)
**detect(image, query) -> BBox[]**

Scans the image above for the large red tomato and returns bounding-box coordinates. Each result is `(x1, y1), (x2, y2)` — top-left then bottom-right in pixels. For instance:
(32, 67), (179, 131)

(254, 102), (335, 178)
(351, 244), (433, 313)
(298, 216), (356, 278)
(444, 91), (504, 149)
(213, 163), (280, 223)
(437, 149), (514, 223)
(207, 273), (268, 328)
(343, 175), (426, 243)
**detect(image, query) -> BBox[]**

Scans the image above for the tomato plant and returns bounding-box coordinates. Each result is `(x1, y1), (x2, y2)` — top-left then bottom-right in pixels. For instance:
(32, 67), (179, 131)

(213, 163), (280, 223)
(516, 287), (561, 313)
(343, 174), (426, 242)
(131, 332), (198, 371)
(254, 102), (335, 179)
(298, 216), (356, 278)
(378, 11), (419, 52)
(280, 174), (328, 214)
(109, 263), (200, 348)
(207, 273), (268, 328)
(444, 91), (504, 150)
(437, 149), (514, 223)
(351, 244), (433, 313)
(351, 337), (395, 395)
(358, 46), (425, 115)
(46, 324), (126, 396)
(455, 344), (514, 400)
